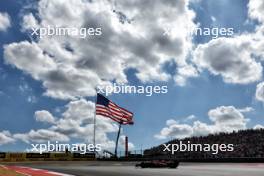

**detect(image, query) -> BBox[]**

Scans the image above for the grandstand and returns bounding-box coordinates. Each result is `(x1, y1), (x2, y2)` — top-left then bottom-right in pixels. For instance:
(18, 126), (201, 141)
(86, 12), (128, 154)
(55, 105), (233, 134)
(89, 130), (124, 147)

(144, 129), (264, 161)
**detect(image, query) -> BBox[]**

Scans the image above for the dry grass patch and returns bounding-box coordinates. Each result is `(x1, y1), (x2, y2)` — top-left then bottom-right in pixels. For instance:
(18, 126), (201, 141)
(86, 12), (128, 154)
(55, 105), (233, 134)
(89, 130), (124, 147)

(0, 165), (25, 176)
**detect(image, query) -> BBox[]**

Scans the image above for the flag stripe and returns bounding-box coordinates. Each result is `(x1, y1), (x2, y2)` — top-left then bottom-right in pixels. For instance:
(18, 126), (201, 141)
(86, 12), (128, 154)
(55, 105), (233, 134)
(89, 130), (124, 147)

(96, 110), (127, 123)
(108, 103), (133, 120)
(97, 104), (132, 121)
(96, 106), (131, 122)
(109, 103), (133, 116)
(96, 110), (121, 122)
(97, 106), (125, 120)
(96, 94), (133, 122)
(95, 94), (134, 125)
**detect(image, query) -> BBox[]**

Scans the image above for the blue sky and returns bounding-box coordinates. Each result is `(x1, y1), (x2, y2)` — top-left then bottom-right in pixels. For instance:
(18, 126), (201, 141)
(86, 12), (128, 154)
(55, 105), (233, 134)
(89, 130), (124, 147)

(0, 0), (264, 152)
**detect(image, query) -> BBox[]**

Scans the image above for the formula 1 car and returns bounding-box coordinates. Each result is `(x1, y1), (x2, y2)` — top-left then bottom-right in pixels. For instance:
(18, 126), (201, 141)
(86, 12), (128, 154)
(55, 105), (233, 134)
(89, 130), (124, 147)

(135, 160), (179, 168)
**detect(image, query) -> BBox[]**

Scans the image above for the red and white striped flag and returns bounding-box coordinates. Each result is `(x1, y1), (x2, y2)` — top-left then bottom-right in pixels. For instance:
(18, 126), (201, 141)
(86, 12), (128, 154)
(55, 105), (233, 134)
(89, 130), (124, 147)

(96, 93), (134, 125)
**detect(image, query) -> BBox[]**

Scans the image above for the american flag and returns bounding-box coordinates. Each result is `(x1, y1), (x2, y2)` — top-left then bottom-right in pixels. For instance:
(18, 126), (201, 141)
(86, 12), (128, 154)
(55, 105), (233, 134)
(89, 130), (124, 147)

(96, 93), (134, 125)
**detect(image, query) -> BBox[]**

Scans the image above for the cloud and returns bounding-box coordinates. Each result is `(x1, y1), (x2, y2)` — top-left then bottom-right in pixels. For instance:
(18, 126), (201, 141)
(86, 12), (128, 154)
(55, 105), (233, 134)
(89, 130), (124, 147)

(154, 119), (193, 139)
(255, 82), (264, 103)
(4, 41), (57, 78)
(254, 124), (264, 129)
(62, 99), (95, 122)
(155, 106), (250, 140)
(192, 121), (214, 136)
(50, 99), (121, 150)
(3, 0), (197, 100)
(0, 131), (15, 145)
(194, 36), (262, 84)
(185, 114), (196, 121)
(35, 110), (56, 124)
(247, 0), (264, 60)
(238, 107), (254, 113)
(248, 0), (264, 23)
(208, 106), (248, 132)
(0, 12), (11, 31)
(119, 135), (135, 150)
(174, 64), (198, 86)
(15, 98), (131, 151)
(191, 0), (264, 86)
(14, 129), (69, 143)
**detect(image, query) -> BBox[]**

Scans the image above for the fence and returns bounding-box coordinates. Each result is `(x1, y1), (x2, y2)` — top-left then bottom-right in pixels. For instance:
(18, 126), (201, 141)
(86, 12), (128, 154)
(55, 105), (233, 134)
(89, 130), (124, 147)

(0, 152), (95, 162)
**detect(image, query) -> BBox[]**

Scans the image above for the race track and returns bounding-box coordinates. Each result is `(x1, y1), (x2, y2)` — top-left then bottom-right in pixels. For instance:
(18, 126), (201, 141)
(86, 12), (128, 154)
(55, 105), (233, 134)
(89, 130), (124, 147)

(5, 161), (264, 176)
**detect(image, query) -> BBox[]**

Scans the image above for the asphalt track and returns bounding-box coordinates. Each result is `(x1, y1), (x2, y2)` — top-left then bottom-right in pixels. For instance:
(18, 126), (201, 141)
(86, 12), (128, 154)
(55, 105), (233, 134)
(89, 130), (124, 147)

(4, 161), (264, 176)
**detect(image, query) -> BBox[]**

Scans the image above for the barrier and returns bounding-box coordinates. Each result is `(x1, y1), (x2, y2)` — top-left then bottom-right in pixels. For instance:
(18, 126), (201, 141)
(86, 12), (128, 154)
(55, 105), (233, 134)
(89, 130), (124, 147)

(0, 153), (5, 158)
(72, 153), (95, 160)
(0, 152), (96, 162)
(26, 153), (50, 158)
(50, 153), (70, 161)
(6, 153), (26, 162)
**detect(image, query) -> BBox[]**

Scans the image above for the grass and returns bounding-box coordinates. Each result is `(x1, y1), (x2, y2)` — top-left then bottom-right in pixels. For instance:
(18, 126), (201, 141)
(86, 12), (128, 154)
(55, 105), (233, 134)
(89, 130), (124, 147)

(0, 165), (25, 176)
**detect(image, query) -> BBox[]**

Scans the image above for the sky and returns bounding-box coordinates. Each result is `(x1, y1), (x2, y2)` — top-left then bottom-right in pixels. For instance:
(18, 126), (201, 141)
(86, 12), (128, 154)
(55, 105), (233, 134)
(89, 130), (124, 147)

(0, 0), (264, 153)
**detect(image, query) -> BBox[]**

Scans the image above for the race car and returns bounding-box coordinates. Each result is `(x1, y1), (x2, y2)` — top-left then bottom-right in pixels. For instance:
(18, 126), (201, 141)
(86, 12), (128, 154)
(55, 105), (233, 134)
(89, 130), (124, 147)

(135, 160), (179, 168)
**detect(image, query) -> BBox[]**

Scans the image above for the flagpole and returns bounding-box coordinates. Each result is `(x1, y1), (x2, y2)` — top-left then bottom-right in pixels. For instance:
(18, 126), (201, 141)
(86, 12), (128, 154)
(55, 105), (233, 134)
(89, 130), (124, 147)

(115, 122), (122, 158)
(93, 92), (98, 154)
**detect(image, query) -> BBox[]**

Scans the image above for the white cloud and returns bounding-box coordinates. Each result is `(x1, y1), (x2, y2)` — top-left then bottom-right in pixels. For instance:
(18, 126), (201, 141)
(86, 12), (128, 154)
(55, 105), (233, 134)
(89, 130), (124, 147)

(254, 124), (264, 129)
(191, 0), (264, 86)
(248, 0), (264, 23)
(192, 121), (214, 136)
(35, 110), (56, 124)
(238, 107), (254, 113)
(166, 119), (178, 126)
(14, 129), (69, 143)
(0, 131), (15, 145)
(247, 0), (264, 105)
(155, 106), (250, 140)
(154, 121), (193, 139)
(4, 41), (57, 79)
(0, 12), (11, 31)
(185, 114), (196, 121)
(15, 98), (131, 151)
(50, 99), (121, 150)
(208, 106), (248, 132)
(194, 36), (262, 84)
(248, 0), (264, 60)
(119, 135), (135, 150)
(174, 64), (198, 86)
(62, 99), (94, 122)
(3, 0), (197, 100)
(256, 82), (264, 103)
(4, 0), (264, 149)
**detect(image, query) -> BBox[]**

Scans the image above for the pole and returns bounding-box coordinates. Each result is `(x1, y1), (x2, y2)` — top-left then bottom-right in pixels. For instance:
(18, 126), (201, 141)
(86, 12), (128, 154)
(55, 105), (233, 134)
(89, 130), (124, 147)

(115, 122), (122, 157)
(125, 136), (128, 157)
(93, 93), (98, 153)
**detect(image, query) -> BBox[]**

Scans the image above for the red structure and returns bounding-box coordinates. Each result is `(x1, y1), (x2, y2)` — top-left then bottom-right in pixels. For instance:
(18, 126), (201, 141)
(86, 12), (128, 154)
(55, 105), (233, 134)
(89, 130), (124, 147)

(125, 136), (128, 157)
